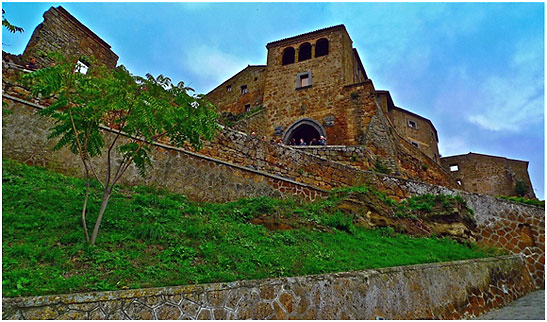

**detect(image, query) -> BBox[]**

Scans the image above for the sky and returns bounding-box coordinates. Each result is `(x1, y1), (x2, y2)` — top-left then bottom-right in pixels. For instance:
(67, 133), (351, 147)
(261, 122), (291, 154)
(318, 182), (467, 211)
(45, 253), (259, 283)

(2, 2), (544, 199)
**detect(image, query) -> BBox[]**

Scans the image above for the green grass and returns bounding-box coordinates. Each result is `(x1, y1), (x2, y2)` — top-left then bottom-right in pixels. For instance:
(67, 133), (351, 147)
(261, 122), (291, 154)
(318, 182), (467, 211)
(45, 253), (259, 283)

(2, 159), (498, 297)
(498, 195), (545, 207)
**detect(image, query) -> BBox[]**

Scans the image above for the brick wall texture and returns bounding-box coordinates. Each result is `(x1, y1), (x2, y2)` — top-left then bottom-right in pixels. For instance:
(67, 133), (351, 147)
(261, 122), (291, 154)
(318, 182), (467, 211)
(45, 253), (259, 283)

(441, 153), (536, 198)
(206, 65), (266, 115)
(22, 6), (118, 69)
(2, 256), (535, 319)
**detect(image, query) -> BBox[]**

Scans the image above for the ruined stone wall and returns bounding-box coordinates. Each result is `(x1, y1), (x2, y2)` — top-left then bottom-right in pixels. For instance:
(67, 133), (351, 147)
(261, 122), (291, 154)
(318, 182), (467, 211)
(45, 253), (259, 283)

(22, 6), (118, 69)
(389, 107), (440, 162)
(440, 153), (535, 198)
(206, 66), (266, 115)
(2, 256), (535, 320)
(263, 27), (360, 144)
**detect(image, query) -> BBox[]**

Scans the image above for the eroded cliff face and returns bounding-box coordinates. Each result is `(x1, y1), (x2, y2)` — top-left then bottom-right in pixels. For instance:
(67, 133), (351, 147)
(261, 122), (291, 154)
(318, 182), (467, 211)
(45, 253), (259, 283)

(334, 190), (478, 243)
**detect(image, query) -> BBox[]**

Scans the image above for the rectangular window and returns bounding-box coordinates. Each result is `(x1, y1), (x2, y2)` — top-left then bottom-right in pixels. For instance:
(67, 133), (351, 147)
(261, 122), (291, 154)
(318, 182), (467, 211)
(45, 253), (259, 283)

(450, 164), (459, 172)
(408, 119), (417, 129)
(410, 141), (419, 148)
(241, 85), (248, 94)
(300, 74), (310, 87)
(296, 71), (312, 89)
(226, 85), (232, 92)
(244, 104), (251, 112)
(75, 60), (89, 74)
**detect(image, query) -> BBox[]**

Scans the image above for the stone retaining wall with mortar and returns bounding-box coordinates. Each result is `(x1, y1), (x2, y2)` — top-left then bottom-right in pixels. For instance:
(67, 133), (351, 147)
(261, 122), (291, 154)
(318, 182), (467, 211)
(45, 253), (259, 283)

(2, 94), (544, 288)
(1, 256), (535, 319)
(1, 95), (326, 202)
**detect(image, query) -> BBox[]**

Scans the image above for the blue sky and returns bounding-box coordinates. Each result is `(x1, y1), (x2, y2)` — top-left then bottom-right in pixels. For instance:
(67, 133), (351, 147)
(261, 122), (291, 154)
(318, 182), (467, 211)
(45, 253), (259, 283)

(2, 2), (544, 199)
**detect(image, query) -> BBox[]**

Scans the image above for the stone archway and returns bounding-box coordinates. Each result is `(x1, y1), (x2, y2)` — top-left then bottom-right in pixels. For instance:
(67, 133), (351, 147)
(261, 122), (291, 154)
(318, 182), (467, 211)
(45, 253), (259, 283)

(283, 118), (326, 145)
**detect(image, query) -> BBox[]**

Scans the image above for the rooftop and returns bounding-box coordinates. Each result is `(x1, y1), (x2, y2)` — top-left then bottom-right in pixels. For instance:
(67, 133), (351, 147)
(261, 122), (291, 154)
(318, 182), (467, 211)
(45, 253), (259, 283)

(266, 24), (348, 48)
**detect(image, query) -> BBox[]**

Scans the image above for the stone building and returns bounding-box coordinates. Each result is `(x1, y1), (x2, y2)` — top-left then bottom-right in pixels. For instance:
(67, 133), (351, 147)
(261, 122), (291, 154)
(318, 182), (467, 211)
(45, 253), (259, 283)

(376, 90), (440, 163)
(6, 8), (536, 198)
(441, 153), (536, 198)
(206, 24), (537, 197)
(206, 25), (441, 162)
(21, 6), (118, 69)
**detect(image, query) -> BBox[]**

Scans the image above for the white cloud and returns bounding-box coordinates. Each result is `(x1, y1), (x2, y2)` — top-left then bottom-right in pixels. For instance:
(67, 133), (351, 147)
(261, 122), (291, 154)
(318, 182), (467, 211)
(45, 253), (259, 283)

(466, 41), (544, 132)
(439, 136), (468, 157)
(182, 45), (247, 93)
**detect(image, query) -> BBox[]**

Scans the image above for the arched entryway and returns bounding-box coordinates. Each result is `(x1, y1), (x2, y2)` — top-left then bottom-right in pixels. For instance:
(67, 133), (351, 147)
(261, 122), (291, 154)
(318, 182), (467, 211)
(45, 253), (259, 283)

(283, 118), (326, 145)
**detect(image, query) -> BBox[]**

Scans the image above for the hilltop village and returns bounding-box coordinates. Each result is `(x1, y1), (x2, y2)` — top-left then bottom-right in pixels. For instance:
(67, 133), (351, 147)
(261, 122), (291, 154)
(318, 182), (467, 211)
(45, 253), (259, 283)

(3, 6), (535, 198)
(2, 6), (544, 319)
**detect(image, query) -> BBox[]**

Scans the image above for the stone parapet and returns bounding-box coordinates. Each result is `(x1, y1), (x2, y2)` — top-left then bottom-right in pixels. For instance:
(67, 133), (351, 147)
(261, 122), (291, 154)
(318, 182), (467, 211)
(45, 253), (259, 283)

(2, 256), (535, 319)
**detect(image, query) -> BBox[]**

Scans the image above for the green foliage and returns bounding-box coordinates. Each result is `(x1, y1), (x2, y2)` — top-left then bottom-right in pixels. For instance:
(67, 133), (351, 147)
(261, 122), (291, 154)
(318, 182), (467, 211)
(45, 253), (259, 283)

(21, 53), (219, 244)
(392, 194), (473, 219)
(514, 180), (529, 197)
(2, 159), (495, 297)
(221, 105), (265, 127)
(322, 211), (355, 233)
(373, 158), (391, 174)
(498, 195), (544, 207)
(2, 9), (23, 33)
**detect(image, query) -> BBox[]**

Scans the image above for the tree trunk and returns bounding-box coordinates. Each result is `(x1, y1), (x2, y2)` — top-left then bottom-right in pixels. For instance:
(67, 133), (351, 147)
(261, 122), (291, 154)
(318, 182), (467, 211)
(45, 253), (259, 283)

(90, 189), (112, 245)
(81, 176), (91, 243)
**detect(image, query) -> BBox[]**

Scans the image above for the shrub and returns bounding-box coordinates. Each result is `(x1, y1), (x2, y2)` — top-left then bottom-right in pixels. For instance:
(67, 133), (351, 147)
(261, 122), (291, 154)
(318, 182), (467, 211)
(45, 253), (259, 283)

(373, 158), (391, 174)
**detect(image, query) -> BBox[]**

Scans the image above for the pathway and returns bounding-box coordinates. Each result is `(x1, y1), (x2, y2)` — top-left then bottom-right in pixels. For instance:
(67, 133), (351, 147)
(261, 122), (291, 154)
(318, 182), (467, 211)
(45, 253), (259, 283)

(471, 290), (544, 320)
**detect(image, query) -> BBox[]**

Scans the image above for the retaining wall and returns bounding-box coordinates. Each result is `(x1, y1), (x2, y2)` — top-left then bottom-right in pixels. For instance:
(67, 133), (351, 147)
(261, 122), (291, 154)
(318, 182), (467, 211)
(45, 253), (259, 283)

(1, 95), (326, 202)
(1, 256), (535, 319)
(2, 94), (544, 288)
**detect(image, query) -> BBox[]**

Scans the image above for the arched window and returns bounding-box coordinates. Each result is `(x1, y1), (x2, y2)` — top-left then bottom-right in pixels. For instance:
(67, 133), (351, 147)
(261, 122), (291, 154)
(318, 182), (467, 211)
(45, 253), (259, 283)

(282, 47), (295, 65)
(298, 42), (312, 62)
(315, 38), (329, 57)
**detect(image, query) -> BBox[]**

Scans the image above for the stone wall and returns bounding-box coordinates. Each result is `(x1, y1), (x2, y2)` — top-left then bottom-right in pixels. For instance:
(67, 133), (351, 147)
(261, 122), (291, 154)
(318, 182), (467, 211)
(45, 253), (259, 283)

(2, 95), (326, 202)
(372, 177), (545, 288)
(292, 145), (375, 170)
(263, 26), (361, 145)
(22, 6), (118, 69)
(389, 106), (440, 162)
(206, 65), (266, 115)
(2, 256), (535, 319)
(230, 109), (270, 137)
(441, 153), (536, 198)
(2, 93), (544, 288)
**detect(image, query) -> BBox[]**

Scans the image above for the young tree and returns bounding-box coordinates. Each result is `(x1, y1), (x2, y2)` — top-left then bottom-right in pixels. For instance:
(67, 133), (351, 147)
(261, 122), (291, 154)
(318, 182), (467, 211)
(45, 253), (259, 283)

(23, 54), (219, 245)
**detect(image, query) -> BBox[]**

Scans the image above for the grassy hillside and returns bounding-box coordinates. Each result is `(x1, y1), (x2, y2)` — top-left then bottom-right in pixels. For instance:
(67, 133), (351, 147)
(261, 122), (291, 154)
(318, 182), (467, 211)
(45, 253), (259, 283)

(2, 159), (499, 297)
